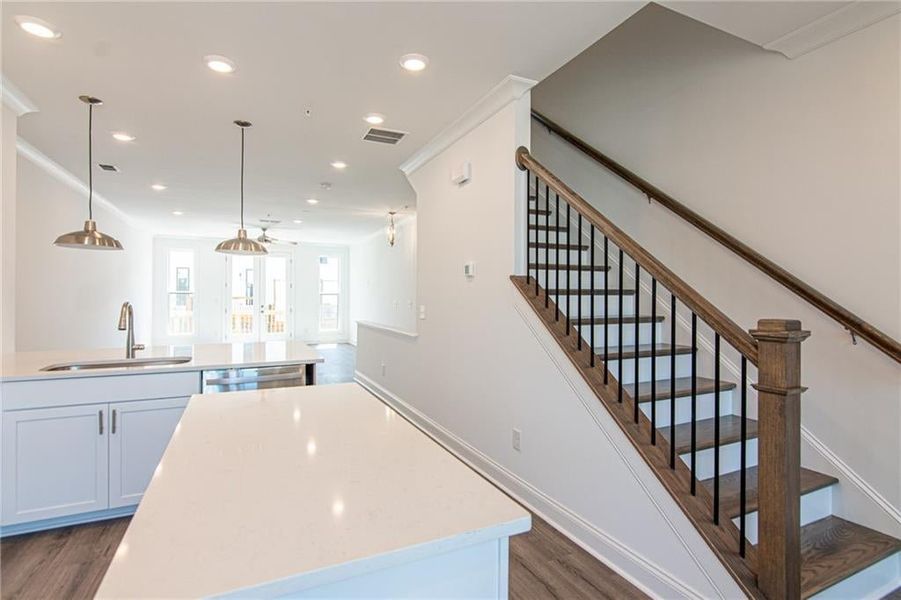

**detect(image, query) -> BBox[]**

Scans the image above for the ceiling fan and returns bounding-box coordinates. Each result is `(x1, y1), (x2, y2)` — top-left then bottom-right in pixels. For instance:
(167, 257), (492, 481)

(256, 225), (298, 246)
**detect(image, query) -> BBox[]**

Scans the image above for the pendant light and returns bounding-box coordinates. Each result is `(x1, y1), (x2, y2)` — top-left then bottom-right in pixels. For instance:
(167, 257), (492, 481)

(386, 211), (397, 247)
(53, 96), (123, 250)
(216, 120), (267, 255)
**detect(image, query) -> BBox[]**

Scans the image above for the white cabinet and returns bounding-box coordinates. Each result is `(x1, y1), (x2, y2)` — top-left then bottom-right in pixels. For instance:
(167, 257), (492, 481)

(1, 404), (109, 525)
(109, 397), (188, 508)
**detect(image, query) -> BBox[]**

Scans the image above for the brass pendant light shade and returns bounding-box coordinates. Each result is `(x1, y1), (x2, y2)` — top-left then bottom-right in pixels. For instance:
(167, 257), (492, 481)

(216, 120), (267, 256)
(54, 96), (123, 251)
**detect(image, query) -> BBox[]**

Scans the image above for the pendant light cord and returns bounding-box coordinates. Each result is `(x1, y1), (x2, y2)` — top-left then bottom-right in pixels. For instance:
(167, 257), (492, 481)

(88, 103), (93, 220)
(240, 126), (245, 229)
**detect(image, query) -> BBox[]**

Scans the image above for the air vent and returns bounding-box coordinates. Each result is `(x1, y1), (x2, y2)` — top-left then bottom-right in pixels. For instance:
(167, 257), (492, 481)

(97, 163), (119, 172)
(260, 217), (281, 224)
(363, 128), (406, 145)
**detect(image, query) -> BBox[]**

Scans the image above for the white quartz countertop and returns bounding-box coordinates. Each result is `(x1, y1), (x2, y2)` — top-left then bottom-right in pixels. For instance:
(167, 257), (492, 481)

(96, 383), (530, 599)
(0, 341), (323, 382)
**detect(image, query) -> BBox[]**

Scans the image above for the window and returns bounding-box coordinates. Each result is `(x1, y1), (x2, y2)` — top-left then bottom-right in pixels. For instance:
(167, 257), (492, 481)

(318, 255), (340, 331)
(167, 250), (194, 335)
(229, 255), (255, 337)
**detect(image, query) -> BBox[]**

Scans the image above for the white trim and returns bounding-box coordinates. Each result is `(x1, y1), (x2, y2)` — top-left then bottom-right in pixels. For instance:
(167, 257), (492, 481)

(356, 320), (418, 339)
(16, 136), (143, 230)
(399, 75), (537, 177)
(764, 0), (901, 59)
(356, 371), (708, 600)
(1, 75), (37, 117)
(802, 425), (901, 527)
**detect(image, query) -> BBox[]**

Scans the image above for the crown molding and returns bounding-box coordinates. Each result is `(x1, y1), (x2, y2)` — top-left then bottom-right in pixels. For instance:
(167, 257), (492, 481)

(764, 0), (901, 58)
(399, 74), (537, 177)
(1, 75), (38, 117)
(16, 136), (138, 227)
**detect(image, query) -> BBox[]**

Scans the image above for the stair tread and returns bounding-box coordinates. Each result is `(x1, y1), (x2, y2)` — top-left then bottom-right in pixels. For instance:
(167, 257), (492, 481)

(528, 224), (568, 232)
(799, 516), (901, 598)
(599, 343), (694, 360)
(700, 466), (837, 519)
(660, 415), (757, 454)
(624, 376), (736, 404)
(573, 315), (665, 325)
(528, 208), (552, 216)
(529, 263), (609, 272)
(545, 288), (635, 296)
(529, 242), (587, 250)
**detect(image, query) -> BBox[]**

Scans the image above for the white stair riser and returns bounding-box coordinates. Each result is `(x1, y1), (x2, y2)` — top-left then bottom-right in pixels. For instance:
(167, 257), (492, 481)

(738, 486), (833, 545)
(576, 322), (663, 347)
(532, 248), (591, 264)
(530, 230), (571, 244)
(809, 553), (900, 599)
(681, 438), (759, 480)
(556, 295), (636, 317)
(532, 269), (611, 288)
(604, 354), (692, 385)
(639, 389), (735, 427)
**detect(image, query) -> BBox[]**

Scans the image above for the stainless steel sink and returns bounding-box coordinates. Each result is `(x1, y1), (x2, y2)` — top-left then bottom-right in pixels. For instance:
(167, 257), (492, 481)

(40, 356), (193, 372)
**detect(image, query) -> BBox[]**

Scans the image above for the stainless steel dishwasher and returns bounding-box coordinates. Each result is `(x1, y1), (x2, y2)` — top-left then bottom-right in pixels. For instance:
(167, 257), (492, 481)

(202, 364), (314, 393)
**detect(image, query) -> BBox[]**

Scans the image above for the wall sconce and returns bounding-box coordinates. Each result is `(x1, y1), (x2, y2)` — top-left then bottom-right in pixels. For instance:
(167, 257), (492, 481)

(386, 211), (397, 247)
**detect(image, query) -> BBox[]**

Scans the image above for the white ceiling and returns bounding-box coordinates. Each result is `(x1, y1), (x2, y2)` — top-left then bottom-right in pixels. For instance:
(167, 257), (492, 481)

(3, 2), (643, 243)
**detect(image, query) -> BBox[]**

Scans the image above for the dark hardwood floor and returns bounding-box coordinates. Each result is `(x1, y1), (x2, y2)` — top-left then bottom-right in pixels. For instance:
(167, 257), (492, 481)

(1, 513), (646, 599)
(314, 342), (356, 384)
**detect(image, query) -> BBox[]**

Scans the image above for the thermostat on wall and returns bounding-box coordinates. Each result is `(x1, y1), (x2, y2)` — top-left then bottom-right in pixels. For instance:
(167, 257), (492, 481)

(463, 262), (475, 278)
(451, 161), (472, 186)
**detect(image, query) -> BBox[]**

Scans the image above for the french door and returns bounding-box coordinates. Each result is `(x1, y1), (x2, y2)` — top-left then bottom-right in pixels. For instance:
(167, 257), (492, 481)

(224, 252), (293, 342)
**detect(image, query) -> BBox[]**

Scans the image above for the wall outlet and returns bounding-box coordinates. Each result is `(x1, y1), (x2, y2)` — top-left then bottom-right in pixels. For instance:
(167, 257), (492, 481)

(512, 428), (522, 452)
(418, 305), (426, 320)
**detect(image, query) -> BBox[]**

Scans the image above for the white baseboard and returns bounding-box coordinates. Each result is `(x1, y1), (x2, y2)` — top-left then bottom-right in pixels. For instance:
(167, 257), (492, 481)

(355, 371), (708, 600)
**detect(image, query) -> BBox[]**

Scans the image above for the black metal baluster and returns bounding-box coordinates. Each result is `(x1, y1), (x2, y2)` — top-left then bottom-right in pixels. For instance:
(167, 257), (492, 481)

(544, 181), (549, 308)
(578, 214), (583, 349)
(740, 356), (748, 557)
(651, 279), (657, 444)
(590, 226), (595, 367)
(714, 333), (721, 524)
(555, 193), (560, 321)
(618, 249), (624, 404)
(690, 312), (697, 495)
(525, 170), (531, 284)
(565, 203), (571, 335)
(634, 262), (640, 423)
(670, 294), (677, 469)
(534, 179), (540, 297)
(604, 237), (609, 384)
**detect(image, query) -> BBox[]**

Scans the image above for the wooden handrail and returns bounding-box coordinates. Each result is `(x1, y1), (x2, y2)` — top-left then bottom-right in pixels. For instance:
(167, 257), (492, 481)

(517, 147), (759, 365)
(532, 109), (901, 365)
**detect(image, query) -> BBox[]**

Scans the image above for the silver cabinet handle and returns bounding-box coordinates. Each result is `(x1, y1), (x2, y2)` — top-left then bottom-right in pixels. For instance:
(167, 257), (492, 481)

(205, 373), (306, 386)
(99, 410), (104, 435)
(112, 409), (117, 434)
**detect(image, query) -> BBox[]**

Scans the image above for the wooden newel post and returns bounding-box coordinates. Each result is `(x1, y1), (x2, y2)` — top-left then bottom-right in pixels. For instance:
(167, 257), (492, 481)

(750, 319), (810, 600)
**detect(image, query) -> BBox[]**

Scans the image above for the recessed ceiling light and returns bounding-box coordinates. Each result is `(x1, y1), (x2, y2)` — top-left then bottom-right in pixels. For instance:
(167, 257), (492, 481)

(364, 113), (385, 125)
(306, 199), (319, 205)
(399, 53), (429, 72)
(320, 182), (332, 190)
(204, 55), (236, 74)
(112, 132), (135, 142)
(151, 184), (167, 191)
(15, 16), (61, 39)
(330, 161), (347, 170)
(172, 210), (184, 216)
(293, 219), (303, 224)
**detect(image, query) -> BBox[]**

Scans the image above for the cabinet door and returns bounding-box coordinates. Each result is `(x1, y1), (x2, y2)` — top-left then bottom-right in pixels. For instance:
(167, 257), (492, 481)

(109, 397), (188, 508)
(1, 404), (109, 525)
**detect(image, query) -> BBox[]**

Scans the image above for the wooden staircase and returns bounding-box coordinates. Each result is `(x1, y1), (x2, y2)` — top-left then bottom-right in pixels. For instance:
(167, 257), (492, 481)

(513, 148), (900, 599)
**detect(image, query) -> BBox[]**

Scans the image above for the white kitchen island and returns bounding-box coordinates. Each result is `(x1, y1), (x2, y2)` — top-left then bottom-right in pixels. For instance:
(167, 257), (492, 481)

(96, 383), (531, 599)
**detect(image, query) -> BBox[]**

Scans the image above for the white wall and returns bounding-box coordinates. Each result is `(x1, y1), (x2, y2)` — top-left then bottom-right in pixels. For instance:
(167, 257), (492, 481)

(349, 216), (417, 344)
(15, 155), (153, 352)
(355, 81), (746, 598)
(531, 4), (900, 535)
(1, 105), (17, 353)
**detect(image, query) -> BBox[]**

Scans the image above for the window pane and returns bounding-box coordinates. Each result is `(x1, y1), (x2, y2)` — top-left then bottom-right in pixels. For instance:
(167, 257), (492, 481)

(263, 256), (288, 334)
(167, 250), (194, 335)
(230, 256), (255, 336)
(319, 294), (339, 331)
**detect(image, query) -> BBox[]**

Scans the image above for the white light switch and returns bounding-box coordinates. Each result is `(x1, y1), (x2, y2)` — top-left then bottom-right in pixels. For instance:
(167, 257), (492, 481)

(418, 305), (427, 320)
